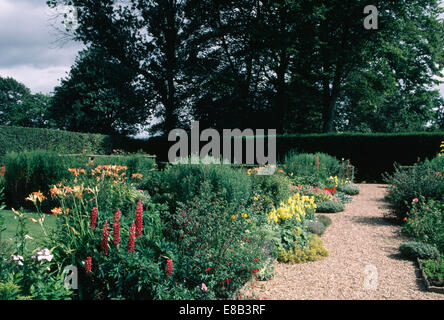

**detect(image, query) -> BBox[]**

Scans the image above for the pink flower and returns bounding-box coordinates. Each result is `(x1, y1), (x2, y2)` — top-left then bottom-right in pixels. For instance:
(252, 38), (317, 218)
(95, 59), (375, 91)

(201, 283), (207, 292)
(113, 209), (121, 246)
(127, 221), (136, 253)
(101, 220), (109, 255)
(412, 198), (419, 203)
(136, 200), (143, 239)
(90, 207), (98, 230)
(166, 259), (173, 277)
(85, 257), (92, 273)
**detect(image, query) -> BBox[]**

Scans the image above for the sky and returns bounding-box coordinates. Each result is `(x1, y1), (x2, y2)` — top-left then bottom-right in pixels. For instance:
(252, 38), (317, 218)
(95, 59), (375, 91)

(0, 0), (444, 97)
(0, 0), (84, 94)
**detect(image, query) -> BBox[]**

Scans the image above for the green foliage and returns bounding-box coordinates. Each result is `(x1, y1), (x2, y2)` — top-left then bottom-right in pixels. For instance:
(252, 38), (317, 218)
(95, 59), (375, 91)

(164, 184), (269, 299)
(0, 208), (72, 300)
(305, 220), (326, 236)
(337, 184), (360, 196)
(399, 241), (440, 260)
(3, 151), (69, 209)
(383, 161), (444, 219)
(284, 152), (341, 182)
(317, 215), (332, 228)
(422, 258), (444, 285)
(404, 198), (444, 253)
(277, 234), (329, 264)
(251, 173), (293, 207)
(51, 48), (149, 135)
(0, 125), (115, 157)
(336, 192), (354, 204)
(0, 76), (53, 129)
(315, 200), (345, 213)
(157, 161), (252, 212)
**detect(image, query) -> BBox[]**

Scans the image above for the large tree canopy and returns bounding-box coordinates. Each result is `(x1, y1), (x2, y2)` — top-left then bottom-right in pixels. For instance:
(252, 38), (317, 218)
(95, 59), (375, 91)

(51, 47), (149, 135)
(0, 76), (52, 128)
(47, 0), (444, 135)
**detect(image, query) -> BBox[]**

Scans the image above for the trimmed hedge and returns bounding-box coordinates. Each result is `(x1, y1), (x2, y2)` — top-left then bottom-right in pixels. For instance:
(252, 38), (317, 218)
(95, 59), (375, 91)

(0, 125), (148, 158)
(134, 132), (444, 182)
(2, 126), (443, 182)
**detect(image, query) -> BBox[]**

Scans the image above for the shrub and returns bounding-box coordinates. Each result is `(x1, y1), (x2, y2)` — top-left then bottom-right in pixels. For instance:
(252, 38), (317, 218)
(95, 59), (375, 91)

(251, 173), (293, 207)
(3, 151), (70, 209)
(404, 198), (444, 253)
(305, 220), (326, 236)
(163, 184), (269, 299)
(383, 161), (444, 220)
(399, 241), (440, 260)
(157, 160), (252, 213)
(284, 152), (341, 184)
(315, 200), (345, 213)
(317, 215), (332, 227)
(277, 234), (329, 264)
(336, 192), (354, 204)
(337, 184), (360, 195)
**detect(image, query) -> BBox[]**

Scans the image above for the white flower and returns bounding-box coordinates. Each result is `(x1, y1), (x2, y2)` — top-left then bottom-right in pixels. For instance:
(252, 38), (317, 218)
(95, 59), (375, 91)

(12, 255), (24, 266)
(35, 248), (53, 262)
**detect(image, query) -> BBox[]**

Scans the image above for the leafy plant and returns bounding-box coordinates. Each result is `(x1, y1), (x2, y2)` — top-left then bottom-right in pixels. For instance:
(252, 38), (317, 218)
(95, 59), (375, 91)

(337, 184), (360, 196)
(383, 160), (444, 220)
(422, 257), (444, 286)
(399, 241), (440, 260)
(315, 200), (345, 213)
(317, 215), (332, 228)
(305, 220), (326, 236)
(277, 234), (329, 264)
(404, 198), (444, 253)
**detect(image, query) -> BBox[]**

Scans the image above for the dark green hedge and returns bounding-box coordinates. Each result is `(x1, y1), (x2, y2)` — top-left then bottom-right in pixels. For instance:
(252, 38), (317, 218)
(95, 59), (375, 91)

(131, 132), (444, 182)
(1, 126), (443, 182)
(0, 125), (148, 157)
(275, 133), (444, 182)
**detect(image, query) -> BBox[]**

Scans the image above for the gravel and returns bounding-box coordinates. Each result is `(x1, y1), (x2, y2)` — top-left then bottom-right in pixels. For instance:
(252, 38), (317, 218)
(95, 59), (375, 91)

(244, 184), (444, 300)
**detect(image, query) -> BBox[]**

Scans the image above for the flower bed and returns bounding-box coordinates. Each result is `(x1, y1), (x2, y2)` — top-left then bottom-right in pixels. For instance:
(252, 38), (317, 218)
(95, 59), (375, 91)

(0, 151), (361, 300)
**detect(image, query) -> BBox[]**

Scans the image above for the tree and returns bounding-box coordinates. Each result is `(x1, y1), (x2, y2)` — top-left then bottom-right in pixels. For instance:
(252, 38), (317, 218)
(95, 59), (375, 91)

(48, 0), (190, 136)
(50, 47), (149, 135)
(47, 0), (444, 134)
(0, 76), (53, 128)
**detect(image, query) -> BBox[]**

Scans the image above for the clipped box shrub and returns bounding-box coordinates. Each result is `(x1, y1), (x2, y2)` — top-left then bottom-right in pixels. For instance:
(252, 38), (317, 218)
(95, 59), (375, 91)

(399, 241), (440, 260)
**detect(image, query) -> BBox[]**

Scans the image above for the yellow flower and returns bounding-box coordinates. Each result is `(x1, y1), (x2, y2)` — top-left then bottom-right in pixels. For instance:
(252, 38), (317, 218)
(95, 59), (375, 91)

(241, 213), (248, 219)
(231, 215), (237, 220)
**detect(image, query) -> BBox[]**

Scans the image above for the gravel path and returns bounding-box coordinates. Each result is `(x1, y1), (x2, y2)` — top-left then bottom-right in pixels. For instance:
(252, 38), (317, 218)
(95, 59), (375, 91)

(247, 184), (443, 300)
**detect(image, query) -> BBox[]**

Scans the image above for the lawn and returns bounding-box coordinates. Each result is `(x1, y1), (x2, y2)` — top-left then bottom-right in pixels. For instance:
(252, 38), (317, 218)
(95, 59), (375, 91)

(0, 210), (57, 250)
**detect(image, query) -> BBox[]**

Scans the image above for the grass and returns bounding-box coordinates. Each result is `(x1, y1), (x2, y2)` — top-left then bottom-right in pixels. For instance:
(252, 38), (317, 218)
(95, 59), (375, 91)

(0, 210), (57, 250)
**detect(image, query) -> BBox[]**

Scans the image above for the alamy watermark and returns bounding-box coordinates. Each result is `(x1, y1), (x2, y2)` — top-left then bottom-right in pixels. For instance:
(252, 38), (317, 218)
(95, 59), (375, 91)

(363, 264), (378, 290)
(168, 121), (276, 174)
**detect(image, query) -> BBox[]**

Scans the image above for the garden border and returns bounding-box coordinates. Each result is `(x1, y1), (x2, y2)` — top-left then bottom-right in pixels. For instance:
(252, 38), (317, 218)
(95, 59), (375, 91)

(417, 258), (444, 294)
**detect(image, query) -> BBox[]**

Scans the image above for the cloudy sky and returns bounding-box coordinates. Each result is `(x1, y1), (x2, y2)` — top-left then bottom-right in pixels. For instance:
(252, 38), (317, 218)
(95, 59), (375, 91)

(0, 0), (84, 94)
(1, 0), (444, 97)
